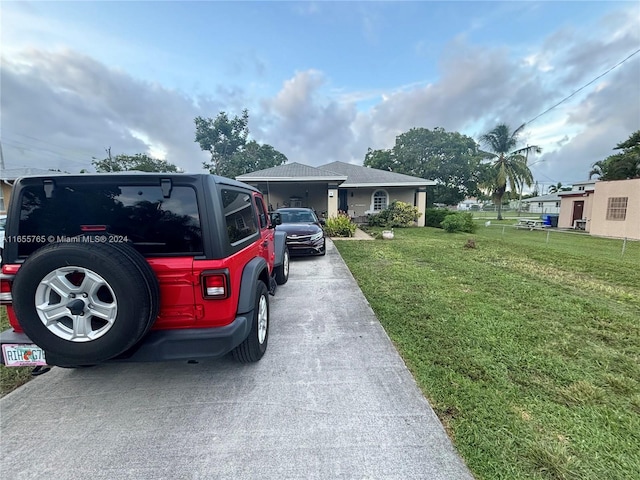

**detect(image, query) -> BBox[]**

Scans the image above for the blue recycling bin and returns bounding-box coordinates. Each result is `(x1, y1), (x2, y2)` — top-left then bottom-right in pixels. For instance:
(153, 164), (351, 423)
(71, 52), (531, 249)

(549, 214), (559, 227)
(542, 214), (552, 226)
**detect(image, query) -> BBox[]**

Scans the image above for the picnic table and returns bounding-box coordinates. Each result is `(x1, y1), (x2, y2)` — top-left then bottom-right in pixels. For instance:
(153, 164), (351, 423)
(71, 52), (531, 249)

(515, 218), (548, 230)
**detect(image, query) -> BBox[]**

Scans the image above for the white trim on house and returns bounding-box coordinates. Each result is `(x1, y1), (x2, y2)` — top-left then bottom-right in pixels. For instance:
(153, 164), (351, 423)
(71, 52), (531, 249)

(341, 181), (432, 187)
(369, 189), (389, 213)
(239, 175), (347, 182)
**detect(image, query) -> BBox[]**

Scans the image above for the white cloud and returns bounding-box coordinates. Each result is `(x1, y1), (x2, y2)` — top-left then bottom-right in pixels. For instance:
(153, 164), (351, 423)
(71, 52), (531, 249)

(1, 2), (637, 188)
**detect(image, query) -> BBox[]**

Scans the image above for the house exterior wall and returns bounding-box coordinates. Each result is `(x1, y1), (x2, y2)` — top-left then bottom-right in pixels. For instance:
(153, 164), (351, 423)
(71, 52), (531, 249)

(558, 193), (594, 230)
(589, 179), (640, 240)
(527, 201), (561, 214)
(0, 183), (12, 214)
(342, 187), (417, 217)
(247, 180), (428, 225)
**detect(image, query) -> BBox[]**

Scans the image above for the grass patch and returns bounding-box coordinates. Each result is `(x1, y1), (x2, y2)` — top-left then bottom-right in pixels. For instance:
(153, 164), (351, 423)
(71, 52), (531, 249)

(334, 227), (640, 480)
(0, 308), (34, 397)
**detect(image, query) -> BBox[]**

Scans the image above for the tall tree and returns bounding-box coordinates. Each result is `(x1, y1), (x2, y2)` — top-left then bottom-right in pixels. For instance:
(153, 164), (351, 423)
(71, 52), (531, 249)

(92, 151), (179, 173)
(479, 124), (538, 220)
(589, 130), (640, 181)
(195, 110), (287, 177)
(364, 127), (486, 205)
(547, 182), (570, 194)
(224, 141), (288, 178)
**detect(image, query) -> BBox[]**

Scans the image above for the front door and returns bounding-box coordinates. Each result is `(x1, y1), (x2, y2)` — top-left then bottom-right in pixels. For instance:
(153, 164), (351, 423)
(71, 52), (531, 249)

(572, 201), (584, 223)
(338, 190), (348, 212)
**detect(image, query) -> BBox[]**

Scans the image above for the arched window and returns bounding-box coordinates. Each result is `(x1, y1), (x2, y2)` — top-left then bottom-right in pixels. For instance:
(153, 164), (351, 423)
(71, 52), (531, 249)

(372, 190), (388, 211)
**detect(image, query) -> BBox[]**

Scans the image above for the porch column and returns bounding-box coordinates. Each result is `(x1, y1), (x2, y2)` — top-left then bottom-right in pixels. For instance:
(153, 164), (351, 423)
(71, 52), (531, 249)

(327, 183), (339, 218)
(416, 188), (427, 227)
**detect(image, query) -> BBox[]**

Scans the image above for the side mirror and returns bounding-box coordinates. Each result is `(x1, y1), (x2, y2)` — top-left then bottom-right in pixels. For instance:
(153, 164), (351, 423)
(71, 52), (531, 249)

(269, 212), (282, 227)
(319, 218), (326, 226)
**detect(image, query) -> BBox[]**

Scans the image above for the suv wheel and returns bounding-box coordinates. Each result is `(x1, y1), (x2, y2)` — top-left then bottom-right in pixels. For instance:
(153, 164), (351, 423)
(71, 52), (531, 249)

(232, 281), (269, 363)
(12, 242), (160, 364)
(274, 248), (289, 285)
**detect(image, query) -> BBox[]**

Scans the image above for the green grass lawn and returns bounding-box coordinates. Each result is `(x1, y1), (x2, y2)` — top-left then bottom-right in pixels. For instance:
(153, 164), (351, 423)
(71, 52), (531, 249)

(0, 309), (34, 397)
(334, 227), (640, 480)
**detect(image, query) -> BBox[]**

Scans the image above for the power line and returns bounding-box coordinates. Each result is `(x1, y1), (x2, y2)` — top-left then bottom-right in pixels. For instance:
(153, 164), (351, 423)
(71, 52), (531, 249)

(524, 48), (640, 127)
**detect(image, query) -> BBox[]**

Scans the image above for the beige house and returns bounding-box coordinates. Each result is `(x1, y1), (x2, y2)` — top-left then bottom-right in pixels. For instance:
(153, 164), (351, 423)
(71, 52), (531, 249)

(237, 161), (435, 226)
(558, 180), (596, 230)
(558, 178), (640, 240)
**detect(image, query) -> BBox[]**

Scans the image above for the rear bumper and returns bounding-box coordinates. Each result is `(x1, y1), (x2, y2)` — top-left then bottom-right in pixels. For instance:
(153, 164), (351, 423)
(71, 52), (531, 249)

(0, 314), (251, 366)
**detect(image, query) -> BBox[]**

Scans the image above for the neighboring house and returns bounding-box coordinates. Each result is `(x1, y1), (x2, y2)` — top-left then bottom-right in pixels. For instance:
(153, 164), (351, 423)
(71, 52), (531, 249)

(457, 198), (482, 211)
(236, 161), (435, 226)
(521, 193), (562, 214)
(589, 178), (639, 240)
(557, 180), (597, 231)
(558, 178), (640, 240)
(0, 167), (53, 214)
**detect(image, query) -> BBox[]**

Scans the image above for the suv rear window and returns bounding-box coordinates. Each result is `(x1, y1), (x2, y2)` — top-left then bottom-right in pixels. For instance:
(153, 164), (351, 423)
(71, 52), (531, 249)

(17, 183), (203, 257)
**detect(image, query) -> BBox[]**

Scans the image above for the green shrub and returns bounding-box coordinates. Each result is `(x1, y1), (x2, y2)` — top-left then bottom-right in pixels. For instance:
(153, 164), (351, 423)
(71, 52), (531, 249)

(368, 201), (421, 228)
(425, 208), (457, 228)
(441, 212), (477, 233)
(325, 214), (357, 237)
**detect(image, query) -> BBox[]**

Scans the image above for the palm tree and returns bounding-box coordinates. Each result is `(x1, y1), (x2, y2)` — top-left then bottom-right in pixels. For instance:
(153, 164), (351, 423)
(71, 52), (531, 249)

(548, 182), (564, 194)
(480, 124), (539, 220)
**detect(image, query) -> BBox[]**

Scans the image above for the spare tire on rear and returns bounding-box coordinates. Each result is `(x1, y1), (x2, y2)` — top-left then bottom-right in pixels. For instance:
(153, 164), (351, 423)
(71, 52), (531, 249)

(12, 241), (160, 365)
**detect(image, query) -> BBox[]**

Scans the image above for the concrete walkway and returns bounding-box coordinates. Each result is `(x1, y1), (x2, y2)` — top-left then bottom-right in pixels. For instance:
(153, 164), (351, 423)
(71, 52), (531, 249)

(331, 227), (374, 240)
(1, 240), (473, 479)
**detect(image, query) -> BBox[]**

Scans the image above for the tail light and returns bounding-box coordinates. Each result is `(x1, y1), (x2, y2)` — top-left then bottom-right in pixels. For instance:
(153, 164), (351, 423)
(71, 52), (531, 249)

(0, 264), (19, 304)
(201, 270), (230, 299)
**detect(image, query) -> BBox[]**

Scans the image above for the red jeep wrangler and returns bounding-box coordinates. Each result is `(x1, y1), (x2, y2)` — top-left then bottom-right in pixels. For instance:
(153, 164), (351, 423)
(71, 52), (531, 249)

(0, 173), (289, 367)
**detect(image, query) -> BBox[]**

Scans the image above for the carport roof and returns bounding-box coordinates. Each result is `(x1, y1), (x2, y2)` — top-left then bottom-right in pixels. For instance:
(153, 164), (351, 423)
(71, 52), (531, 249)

(237, 162), (347, 182)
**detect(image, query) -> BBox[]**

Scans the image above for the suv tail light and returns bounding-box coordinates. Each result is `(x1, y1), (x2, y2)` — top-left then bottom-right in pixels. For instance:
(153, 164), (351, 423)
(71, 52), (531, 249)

(0, 265), (18, 304)
(201, 270), (230, 299)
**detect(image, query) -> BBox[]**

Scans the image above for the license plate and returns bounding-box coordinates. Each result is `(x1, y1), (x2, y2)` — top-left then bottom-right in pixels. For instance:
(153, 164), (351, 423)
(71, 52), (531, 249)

(2, 344), (47, 367)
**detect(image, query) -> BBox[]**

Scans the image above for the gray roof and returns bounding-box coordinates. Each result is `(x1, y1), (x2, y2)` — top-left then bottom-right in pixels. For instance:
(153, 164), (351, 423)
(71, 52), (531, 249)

(1, 167), (55, 181)
(320, 161), (434, 187)
(237, 162), (347, 182)
(522, 193), (561, 203)
(237, 161), (435, 187)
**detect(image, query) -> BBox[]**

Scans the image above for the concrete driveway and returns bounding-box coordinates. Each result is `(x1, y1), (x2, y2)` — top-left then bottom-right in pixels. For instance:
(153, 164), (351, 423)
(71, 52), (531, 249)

(1, 240), (473, 480)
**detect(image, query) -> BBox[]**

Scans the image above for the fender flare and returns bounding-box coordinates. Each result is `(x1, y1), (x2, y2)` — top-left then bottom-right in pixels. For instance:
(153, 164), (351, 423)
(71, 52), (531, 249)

(237, 257), (269, 314)
(273, 230), (288, 268)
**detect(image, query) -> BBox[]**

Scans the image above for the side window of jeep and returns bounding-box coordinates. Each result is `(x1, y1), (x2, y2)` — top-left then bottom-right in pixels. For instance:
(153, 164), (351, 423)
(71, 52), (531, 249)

(222, 188), (258, 245)
(255, 196), (268, 229)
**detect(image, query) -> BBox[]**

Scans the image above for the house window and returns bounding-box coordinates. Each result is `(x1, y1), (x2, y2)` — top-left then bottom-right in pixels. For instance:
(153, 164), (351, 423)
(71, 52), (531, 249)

(555, 202), (560, 208)
(578, 186), (585, 191)
(538, 202), (543, 208)
(372, 190), (388, 211)
(606, 197), (628, 221)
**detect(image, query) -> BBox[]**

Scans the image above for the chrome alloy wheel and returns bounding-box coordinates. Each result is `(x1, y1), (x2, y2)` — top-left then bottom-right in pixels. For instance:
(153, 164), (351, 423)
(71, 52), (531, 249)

(283, 250), (290, 278)
(34, 266), (118, 342)
(257, 294), (268, 344)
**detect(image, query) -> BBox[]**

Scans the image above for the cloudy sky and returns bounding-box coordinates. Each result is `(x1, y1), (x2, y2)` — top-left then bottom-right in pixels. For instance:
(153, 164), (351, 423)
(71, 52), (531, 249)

(2, 1), (639, 191)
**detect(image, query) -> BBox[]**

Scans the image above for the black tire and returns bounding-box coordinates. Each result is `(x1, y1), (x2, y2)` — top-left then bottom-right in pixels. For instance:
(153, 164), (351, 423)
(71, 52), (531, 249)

(320, 238), (326, 256)
(232, 281), (269, 363)
(12, 242), (158, 364)
(274, 248), (289, 285)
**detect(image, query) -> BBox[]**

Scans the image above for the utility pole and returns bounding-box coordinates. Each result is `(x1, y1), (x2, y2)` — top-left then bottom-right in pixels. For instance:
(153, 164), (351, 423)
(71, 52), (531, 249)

(0, 140), (5, 172)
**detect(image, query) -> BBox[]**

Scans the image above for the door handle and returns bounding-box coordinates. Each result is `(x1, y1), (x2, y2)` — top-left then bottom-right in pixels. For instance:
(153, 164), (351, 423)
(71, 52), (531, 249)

(262, 241), (268, 247)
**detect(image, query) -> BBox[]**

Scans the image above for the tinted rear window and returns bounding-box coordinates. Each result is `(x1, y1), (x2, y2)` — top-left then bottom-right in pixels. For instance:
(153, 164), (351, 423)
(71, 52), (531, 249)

(18, 183), (203, 257)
